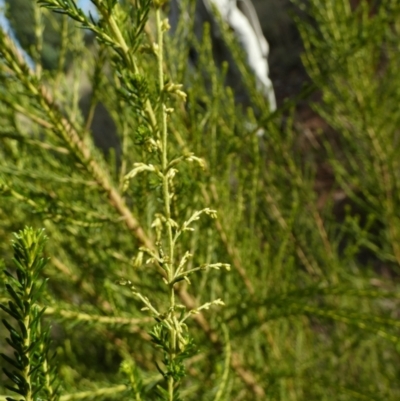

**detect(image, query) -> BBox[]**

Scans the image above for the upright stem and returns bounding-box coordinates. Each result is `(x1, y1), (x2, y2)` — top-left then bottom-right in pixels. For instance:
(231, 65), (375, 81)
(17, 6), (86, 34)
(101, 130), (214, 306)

(156, 7), (176, 400)
(33, 3), (43, 79)
(23, 284), (34, 401)
(99, 6), (159, 131)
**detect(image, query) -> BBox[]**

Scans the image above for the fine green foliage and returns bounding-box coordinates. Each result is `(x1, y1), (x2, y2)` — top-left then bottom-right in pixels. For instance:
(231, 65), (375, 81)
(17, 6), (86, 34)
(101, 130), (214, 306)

(1, 228), (58, 401)
(1, 0), (400, 400)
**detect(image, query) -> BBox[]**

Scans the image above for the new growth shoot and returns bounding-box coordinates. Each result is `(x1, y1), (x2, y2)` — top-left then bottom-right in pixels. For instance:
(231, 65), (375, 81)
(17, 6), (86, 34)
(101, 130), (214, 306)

(118, 1), (230, 399)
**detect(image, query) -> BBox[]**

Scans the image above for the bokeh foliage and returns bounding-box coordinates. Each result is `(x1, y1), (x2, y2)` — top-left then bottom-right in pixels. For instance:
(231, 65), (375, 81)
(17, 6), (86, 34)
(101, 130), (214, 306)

(1, 0), (400, 400)
(4, 0), (85, 70)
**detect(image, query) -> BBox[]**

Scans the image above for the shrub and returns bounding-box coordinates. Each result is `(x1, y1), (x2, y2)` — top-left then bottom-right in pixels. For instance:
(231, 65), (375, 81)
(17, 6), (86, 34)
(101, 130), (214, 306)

(1, 0), (400, 400)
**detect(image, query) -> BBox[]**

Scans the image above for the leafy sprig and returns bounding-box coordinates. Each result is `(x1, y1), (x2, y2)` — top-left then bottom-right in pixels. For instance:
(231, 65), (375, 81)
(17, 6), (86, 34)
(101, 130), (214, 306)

(0, 227), (58, 401)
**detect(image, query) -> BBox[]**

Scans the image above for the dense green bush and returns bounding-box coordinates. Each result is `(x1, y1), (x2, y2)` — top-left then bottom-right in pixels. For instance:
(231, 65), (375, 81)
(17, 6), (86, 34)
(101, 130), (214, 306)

(1, 0), (400, 400)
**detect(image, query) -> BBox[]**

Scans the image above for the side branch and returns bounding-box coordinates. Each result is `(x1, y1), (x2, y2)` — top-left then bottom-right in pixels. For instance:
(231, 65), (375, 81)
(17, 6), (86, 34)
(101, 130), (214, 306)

(0, 31), (153, 250)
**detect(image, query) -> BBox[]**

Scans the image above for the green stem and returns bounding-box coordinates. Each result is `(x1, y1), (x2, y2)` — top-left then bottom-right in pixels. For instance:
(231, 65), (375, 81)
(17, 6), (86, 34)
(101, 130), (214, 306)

(23, 286), (34, 401)
(155, 7), (176, 400)
(33, 3), (43, 79)
(98, 5), (159, 131)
